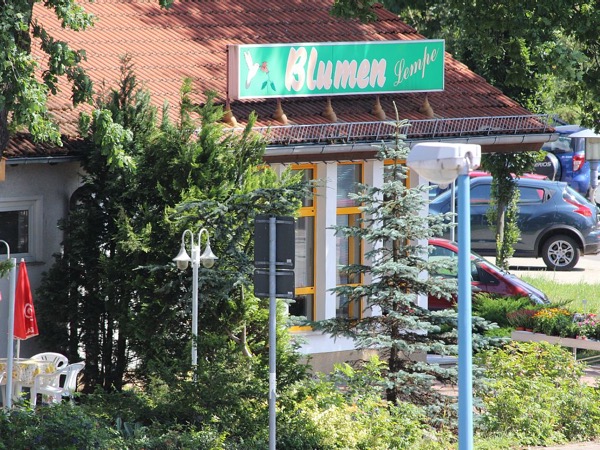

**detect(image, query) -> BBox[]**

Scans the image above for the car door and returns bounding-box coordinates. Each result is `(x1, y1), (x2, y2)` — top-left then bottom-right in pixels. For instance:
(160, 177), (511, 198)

(469, 182), (496, 253)
(427, 243), (485, 309)
(513, 185), (555, 252)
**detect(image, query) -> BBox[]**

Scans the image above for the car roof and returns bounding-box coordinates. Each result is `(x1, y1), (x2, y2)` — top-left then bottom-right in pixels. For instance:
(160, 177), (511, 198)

(469, 170), (547, 180)
(428, 237), (456, 248)
(469, 176), (566, 189)
(553, 124), (587, 135)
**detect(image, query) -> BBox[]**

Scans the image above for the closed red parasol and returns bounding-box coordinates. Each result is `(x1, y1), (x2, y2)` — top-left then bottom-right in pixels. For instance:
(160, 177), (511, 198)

(14, 259), (38, 341)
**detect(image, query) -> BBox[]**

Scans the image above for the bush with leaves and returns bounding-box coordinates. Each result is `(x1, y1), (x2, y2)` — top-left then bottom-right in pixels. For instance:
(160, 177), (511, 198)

(477, 341), (600, 446)
(0, 403), (123, 450)
(71, 355), (455, 449)
(472, 294), (536, 328)
(276, 356), (453, 450)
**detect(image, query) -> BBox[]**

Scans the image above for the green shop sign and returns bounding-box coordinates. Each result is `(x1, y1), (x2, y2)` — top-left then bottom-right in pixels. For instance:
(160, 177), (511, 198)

(227, 40), (444, 99)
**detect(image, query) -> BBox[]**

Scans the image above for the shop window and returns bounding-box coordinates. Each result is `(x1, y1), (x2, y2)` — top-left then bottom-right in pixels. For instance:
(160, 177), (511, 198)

(291, 165), (316, 321)
(336, 163), (363, 319)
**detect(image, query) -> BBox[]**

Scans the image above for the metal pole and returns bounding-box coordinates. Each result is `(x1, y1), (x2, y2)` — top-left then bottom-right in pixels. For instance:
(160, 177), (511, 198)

(5, 257), (16, 408)
(588, 160), (599, 204)
(191, 241), (199, 377)
(457, 172), (473, 450)
(450, 181), (456, 242)
(268, 216), (277, 450)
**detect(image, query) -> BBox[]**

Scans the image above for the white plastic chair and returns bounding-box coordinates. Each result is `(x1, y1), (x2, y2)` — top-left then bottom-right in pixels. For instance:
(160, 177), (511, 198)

(30, 362), (85, 406)
(30, 353), (69, 370)
(14, 353), (69, 401)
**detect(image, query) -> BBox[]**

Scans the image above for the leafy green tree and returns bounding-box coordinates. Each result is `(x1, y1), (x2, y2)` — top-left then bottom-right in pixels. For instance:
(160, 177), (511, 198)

(36, 59), (309, 392)
(331, 0), (597, 124)
(480, 152), (540, 269)
(0, 0), (172, 157)
(332, 0), (559, 267)
(313, 117), (497, 423)
(1, 0), (92, 154)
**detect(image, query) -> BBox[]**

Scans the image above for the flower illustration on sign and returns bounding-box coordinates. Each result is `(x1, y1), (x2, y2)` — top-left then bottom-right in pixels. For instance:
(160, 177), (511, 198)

(260, 61), (276, 94)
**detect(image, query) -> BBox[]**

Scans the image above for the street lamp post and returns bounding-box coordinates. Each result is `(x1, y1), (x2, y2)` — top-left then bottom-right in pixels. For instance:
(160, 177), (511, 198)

(407, 142), (481, 450)
(173, 229), (217, 372)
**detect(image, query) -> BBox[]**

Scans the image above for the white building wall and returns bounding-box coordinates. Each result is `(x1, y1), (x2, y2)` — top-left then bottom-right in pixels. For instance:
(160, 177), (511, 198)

(314, 161), (338, 321)
(362, 159), (384, 318)
(0, 162), (82, 357)
(410, 170), (431, 308)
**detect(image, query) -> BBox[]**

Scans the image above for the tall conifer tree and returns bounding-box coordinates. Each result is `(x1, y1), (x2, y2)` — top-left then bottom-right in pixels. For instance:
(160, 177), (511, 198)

(315, 118), (495, 420)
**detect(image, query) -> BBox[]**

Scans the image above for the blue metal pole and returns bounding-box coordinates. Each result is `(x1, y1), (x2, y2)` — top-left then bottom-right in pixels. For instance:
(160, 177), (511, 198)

(457, 172), (473, 449)
(5, 258), (16, 408)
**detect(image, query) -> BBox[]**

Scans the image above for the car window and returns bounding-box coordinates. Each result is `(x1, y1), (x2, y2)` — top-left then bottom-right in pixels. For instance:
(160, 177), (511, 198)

(429, 245), (478, 281)
(470, 184), (491, 205)
(518, 186), (544, 204)
(565, 185), (592, 205)
(542, 136), (572, 154)
(430, 245), (455, 259)
(477, 265), (499, 285)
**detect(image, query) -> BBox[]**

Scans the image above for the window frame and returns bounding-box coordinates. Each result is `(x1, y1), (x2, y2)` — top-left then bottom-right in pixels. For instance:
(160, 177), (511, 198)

(0, 196), (43, 261)
(291, 164), (316, 322)
(335, 162), (364, 319)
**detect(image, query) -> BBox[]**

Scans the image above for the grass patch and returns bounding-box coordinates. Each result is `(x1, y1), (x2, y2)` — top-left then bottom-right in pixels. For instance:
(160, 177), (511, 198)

(521, 276), (600, 312)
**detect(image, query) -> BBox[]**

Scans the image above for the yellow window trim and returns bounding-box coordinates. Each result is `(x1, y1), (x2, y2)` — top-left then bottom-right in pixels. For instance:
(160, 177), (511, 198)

(290, 325), (313, 332)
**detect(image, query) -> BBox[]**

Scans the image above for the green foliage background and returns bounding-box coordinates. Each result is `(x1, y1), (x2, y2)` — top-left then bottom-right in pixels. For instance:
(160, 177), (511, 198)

(35, 59), (310, 396)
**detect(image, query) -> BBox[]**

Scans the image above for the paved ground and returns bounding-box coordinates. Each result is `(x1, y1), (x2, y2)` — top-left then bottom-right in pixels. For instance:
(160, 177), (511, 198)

(495, 253), (600, 284)
(527, 442), (600, 449)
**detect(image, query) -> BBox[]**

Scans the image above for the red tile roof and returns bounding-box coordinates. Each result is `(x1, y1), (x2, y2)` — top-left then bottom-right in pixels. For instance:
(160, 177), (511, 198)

(5, 0), (549, 158)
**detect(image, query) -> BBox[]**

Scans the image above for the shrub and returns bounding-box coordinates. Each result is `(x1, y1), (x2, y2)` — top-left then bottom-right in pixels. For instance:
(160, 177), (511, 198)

(473, 294), (534, 328)
(278, 378), (433, 450)
(506, 308), (537, 329)
(476, 341), (600, 446)
(0, 403), (123, 449)
(274, 356), (451, 450)
(73, 355), (452, 450)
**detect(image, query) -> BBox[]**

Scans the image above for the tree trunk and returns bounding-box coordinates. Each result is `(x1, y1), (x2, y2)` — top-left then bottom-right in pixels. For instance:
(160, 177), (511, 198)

(496, 199), (507, 267)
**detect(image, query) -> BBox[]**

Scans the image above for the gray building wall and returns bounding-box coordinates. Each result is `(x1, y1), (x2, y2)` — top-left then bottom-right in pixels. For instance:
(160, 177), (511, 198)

(0, 161), (82, 358)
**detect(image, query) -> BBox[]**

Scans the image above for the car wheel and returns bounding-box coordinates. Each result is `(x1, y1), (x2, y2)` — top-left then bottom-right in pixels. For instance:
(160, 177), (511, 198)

(541, 235), (580, 271)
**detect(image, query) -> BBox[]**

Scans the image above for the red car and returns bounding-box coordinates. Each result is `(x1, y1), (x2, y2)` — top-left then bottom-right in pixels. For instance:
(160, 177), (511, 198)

(428, 238), (550, 310)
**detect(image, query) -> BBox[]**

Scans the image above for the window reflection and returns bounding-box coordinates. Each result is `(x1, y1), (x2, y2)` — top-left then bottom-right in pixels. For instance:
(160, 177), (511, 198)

(295, 216), (314, 287)
(337, 164), (361, 207)
(289, 294), (314, 320)
(336, 214), (361, 285)
(0, 210), (29, 254)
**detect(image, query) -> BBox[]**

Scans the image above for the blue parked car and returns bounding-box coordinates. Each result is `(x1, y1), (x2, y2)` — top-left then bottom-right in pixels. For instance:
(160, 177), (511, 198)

(429, 176), (600, 271)
(534, 124), (591, 196)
